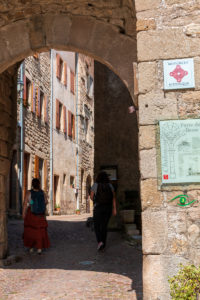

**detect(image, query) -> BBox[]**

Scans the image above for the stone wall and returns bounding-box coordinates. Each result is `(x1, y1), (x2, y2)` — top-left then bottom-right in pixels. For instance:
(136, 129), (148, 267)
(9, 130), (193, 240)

(94, 61), (139, 211)
(77, 54), (94, 213)
(0, 65), (18, 258)
(135, 1), (200, 298)
(24, 53), (50, 200)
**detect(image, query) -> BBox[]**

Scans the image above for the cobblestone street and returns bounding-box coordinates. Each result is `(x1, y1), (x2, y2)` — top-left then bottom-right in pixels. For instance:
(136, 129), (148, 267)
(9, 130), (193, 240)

(0, 214), (142, 300)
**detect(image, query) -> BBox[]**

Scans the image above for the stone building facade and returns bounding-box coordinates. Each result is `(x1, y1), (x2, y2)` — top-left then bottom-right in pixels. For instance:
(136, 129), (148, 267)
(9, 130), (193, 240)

(9, 53), (51, 215)
(52, 50), (77, 214)
(1, 1), (200, 299)
(77, 54), (94, 213)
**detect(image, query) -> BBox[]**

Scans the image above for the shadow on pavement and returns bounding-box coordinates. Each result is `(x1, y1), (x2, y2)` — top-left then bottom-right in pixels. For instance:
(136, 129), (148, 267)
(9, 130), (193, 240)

(4, 216), (143, 299)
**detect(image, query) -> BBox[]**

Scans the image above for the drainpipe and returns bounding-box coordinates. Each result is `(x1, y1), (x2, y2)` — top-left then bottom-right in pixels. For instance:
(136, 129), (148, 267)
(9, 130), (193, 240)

(50, 50), (54, 215)
(18, 62), (24, 214)
(75, 53), (79, 210)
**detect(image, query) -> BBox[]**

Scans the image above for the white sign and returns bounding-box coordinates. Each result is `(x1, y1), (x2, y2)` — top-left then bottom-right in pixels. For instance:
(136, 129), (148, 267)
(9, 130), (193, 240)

(163, 58), (195, 90)
(160, 119), (200, 184)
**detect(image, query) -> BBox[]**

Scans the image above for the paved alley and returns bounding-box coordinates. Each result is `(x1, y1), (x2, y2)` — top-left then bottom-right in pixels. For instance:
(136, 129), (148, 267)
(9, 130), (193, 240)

(0, 214), (142, 300)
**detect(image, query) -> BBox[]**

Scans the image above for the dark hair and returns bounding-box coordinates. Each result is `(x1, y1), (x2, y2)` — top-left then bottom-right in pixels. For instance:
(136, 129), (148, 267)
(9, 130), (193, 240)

(96, 171), (109, 184)
(32, 178), (40, 190)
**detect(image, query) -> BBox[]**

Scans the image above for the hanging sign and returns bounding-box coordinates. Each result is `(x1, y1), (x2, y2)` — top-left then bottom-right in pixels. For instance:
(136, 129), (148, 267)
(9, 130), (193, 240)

(160, 119), (200, 184)
(163, 58), (195, 90)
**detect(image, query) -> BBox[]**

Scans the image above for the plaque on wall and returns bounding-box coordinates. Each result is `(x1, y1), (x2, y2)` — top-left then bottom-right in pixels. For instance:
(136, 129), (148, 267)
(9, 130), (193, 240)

(163, 58), (195, 90)
(160, 119), (200, 184)
(101, 166), (117, 181)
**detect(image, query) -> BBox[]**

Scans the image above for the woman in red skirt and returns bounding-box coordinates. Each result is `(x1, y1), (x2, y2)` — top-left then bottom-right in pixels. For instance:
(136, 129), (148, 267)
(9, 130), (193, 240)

(22, 178), (50, 254)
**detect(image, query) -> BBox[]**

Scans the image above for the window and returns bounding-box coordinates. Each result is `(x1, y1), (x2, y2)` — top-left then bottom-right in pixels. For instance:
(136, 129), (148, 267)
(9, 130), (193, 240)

(23, 76), (31, 107)
(85, 118), (89, 143)
(59, 102), (62, 130)
(56, 99), (62, 130)
(39, 158), (44, 188)
(70, 176), (75, 188)
(86, 74), (93, 98)
(68, 111), (75, 139)
(70, 70), (75, 94)
(63, 174), (66, 185)
(40, 91), (44, 121)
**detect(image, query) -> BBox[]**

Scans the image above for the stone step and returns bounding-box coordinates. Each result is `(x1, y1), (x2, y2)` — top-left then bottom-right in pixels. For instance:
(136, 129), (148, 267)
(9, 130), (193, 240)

(124, 224), (140, 236)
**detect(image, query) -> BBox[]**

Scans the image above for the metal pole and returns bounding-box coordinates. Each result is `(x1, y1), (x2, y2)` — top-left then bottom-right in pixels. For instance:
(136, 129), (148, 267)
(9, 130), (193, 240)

(50, 50), (54, 215)
(75, 53), (79, 210)
(19, 62), (24, 214)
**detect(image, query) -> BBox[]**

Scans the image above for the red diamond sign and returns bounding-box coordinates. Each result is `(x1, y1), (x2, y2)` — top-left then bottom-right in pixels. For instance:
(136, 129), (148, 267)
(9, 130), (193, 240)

(163, 58), (195, 90)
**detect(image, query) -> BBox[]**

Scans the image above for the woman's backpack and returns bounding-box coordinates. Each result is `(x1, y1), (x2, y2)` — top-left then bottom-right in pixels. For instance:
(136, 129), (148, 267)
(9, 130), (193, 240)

(30, 190), (46, 215)
(95, 183), (113, 205)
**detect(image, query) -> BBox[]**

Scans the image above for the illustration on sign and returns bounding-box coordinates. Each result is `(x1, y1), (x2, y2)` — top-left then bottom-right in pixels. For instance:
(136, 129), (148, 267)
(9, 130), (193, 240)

(160, 119), (200, 184)
(163, 58), (195, 90)
(169, 194), (198, 207)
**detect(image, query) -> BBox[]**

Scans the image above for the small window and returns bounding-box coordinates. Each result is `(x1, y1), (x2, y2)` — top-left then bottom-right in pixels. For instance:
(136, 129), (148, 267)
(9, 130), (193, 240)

(70, 70), (75, 94)
(59, 102), (63, 130)
(27, 78), (31, 109)
(63, 174), (66, 185)
(70, 176), (74, 188)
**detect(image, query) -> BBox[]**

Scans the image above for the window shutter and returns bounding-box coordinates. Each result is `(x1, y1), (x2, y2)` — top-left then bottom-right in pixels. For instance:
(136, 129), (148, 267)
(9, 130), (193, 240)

(44, 159), (47, 192)
(56, 54), (61, 80)
(23, 75), (27, 106)
(36, 87), (41, 117)
(34, 155), (39, 178)
(31, 82), (36, 113)
(64, 62), (67, 86)
(56, 99), (60, 129)
(68, 110), (72, 137)
(72, 114), (75, 140)
(70, 70), (75, 94)
(63, 106), (66, 134)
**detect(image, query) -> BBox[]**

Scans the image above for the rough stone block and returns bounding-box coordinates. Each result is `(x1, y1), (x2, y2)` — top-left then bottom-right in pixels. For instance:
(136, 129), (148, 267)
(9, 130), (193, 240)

(167, 211), (188, 256)
(45, 14), (72, 48)
(141, 178), (163, 210)
(136, 19), (156, 32)
(178, 91), (200, 117)
(0, 140), (8, 157)
(143, 254), (188, 299)
(142, 210), (168, 254)
(139, 92), (178, 125)
(138, 62), (156, 93)
(2, 20), (31, 61)
(135, 0), (161, 12)
(140, 148), (157, 179)
(138, 28), (200, 61)
(139, 125), (156, 150)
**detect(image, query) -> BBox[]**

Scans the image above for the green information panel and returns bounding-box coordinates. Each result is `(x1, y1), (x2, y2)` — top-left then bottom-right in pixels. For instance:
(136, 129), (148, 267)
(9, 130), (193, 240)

(160, 119), (200, 184)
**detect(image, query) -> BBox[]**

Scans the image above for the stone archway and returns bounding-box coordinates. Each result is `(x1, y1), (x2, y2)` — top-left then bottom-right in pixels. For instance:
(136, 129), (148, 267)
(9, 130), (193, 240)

(0, 11), (137, 256)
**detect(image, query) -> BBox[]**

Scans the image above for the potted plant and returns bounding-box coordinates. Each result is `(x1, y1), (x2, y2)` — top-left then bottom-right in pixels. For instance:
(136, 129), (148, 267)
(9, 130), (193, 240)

(55, 204), (60, 212)
(76, 209), (80, 215)
(168, 264), (200, 300)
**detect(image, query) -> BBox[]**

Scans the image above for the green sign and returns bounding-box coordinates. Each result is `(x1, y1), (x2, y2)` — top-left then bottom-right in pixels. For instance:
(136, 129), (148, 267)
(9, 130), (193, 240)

(160, 119), (200, 184)
(169, 194), (197, 206)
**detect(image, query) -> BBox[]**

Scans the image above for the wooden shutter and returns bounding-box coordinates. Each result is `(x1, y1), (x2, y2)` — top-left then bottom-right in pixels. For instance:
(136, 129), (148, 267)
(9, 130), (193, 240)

(72, 114), (75, 140)
(70, 70), (75, 94)
(56, 54), (61, 80)
(63, 106), (66, 134)
(44, 159), (47, 192)
(68, 110), (72, 137)
(64, 62), (67, 86)
(23, 75), (27, 106)
(34, 155), (39, 178)
(56, 99), (60, 129)
(31, 82), (36, 113)
(36, 87), (41, 117)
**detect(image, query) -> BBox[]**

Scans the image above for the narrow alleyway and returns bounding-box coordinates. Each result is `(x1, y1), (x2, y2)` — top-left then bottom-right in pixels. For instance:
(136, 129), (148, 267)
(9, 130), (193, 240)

(0, 214), (142, 300)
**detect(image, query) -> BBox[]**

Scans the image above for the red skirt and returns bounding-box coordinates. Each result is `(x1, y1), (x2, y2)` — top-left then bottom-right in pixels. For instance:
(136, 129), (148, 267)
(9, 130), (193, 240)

(23, 207), (50, 249)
